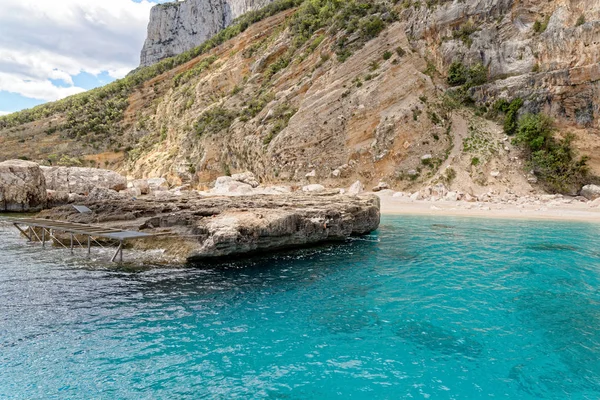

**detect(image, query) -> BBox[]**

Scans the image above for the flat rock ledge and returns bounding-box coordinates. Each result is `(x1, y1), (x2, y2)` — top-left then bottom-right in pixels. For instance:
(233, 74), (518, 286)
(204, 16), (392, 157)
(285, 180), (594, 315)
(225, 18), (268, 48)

(38, 192), (380, 263)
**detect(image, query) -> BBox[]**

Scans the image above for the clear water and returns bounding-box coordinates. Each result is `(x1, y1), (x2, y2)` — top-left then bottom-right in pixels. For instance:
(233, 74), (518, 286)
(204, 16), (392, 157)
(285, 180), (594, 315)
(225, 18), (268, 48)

(1, 215), (600, 399)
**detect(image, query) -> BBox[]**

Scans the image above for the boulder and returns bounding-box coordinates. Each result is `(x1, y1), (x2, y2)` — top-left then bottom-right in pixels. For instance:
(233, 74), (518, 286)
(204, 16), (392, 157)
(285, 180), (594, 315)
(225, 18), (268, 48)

(445, 191), (459, 201)
(0, 160), (47, 212)
(348, 181), (364, 195)
(125, 188), (143, 197)
(231, 172), (259, 188)
(212, 176), (254, 195)
(581, 184), (600, 200)
(147, 178), (169, 192)
(463, 193), (476, 202)
(131, 179), (150, 195)
(42, 166), (127, 194)
(431, 183), (448, 197)
(372, 182), (390, 192)
(302, 184), (325, 193)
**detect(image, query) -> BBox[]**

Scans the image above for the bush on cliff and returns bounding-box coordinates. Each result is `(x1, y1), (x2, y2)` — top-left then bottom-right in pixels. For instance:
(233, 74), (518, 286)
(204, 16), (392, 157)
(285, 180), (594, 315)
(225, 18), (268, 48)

(514, 113), (589, 193)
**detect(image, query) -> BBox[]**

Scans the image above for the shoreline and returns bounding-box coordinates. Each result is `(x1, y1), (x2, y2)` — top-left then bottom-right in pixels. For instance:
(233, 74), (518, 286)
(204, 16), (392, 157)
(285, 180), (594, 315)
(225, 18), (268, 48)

(379, 196), (600, 223)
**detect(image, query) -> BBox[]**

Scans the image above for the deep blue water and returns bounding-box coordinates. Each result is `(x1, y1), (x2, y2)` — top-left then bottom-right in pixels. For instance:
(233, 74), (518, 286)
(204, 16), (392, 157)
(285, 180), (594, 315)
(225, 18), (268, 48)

(1, 215), (600, 399)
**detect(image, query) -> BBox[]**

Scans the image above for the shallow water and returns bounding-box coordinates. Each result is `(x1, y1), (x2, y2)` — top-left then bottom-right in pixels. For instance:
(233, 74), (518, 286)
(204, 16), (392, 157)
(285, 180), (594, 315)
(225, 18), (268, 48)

(1, 215), (600, 399)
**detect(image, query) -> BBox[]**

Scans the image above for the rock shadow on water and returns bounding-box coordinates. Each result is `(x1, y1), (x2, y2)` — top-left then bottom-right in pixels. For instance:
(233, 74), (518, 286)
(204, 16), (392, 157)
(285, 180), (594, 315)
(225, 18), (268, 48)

(526, 243), (579, 252)
(310, 307), (381, 335)
(395, 320), (483, 359)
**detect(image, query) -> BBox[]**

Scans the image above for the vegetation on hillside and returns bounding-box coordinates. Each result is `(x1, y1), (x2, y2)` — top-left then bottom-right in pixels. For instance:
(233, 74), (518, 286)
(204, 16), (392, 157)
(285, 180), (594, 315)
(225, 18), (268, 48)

(513, 113), (588, 193)
(189, 0), (398, 142)
(0, 0), (397, 151)
(0, 0), (306, 138)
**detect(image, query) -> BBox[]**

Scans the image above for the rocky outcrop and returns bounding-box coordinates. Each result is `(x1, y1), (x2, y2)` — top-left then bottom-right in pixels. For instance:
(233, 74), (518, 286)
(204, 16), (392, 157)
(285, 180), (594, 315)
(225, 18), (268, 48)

(38, 192), (380, 262)
(0, 160), (47, 212)
(140, 0), (275, 66)
(42, 167), (127, 195)
(406, 0), (600, 129)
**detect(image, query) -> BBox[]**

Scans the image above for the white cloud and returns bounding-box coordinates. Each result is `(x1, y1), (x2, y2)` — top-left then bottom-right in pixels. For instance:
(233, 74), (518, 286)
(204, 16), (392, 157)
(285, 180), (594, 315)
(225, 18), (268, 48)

(0, 0), (162, 102)
(0, 111), (10, 116)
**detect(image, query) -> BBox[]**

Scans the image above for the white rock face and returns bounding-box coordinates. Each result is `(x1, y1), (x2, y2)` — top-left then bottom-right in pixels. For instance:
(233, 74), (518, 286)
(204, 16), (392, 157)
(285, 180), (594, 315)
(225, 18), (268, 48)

(88, 187), (127, 202)
(42, 167), (127, 195)
(0, 160), (47, 212)
(147, 178), (170, 192)
(231, 172), (259, 188)
(212, 176), (254, 195)
(581, 184), (600, 200)
(302, 184), (325, 193)
(131, 179), (151, 195)
(348, 181), (364, 195)
(140, 0), (275, 67)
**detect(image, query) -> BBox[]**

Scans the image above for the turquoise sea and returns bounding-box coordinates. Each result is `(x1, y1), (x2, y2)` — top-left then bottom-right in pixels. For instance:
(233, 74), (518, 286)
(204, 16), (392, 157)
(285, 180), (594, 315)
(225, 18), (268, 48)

(1, 215), (600, 399)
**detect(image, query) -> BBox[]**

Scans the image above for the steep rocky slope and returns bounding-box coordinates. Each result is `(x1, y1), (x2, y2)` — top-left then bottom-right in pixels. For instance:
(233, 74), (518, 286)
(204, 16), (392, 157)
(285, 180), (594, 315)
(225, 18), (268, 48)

(141, 0), (276, 66)
(1, 0), (599, 197)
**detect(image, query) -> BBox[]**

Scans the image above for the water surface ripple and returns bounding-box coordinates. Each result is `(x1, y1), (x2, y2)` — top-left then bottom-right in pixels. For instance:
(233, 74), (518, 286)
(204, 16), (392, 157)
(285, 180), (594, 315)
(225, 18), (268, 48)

(1, 216), (600, 399)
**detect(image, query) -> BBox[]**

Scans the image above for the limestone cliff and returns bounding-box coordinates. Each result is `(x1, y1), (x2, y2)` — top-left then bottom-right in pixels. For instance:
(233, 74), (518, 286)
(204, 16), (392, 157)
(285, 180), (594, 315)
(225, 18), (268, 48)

(1, 0), (599, 197)
(407, 0), (600, 130)
(140, 0), (275, 66)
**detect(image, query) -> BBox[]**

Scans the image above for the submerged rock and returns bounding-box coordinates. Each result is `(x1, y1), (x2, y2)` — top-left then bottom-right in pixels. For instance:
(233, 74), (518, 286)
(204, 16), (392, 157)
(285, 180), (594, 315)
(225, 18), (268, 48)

(0, 160), (47, 212)
(38, 192), (381, 262)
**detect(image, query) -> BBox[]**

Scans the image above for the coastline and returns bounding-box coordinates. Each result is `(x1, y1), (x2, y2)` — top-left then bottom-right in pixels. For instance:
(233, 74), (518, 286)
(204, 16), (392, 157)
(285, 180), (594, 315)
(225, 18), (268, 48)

(379, 196), (600, 223)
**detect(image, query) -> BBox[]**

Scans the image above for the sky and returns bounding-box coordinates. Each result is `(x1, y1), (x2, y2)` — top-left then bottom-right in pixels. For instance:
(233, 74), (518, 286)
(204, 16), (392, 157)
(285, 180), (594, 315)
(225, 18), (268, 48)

(0, 0), (174, 115)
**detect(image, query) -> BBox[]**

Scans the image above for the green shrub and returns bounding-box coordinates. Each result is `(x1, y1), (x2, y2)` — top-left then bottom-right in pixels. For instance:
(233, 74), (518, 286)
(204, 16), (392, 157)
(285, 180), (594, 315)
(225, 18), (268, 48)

(264, 103), (297, 145)
(195, 107), (238, 136)
(502, 98), (524, 136)
(240, 91), (274, 121)
(446, 62), (488, 106)
(442, 167), (457, 185)
(453, 21), (478, 47)
(533, 16), (549, 33)
(447, 61), (468, 86)
(383, 51), (393, 60)
(576, 15), (585, 27)
(514, 113), (588, 193)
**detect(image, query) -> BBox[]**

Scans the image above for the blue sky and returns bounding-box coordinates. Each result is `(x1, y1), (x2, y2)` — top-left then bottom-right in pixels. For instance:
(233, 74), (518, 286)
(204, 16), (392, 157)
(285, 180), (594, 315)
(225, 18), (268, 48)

(0, 0), (172, 115)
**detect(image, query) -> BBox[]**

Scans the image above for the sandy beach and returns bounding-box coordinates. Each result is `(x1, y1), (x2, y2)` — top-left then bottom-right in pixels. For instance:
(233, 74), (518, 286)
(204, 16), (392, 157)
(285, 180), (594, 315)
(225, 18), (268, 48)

(379, 195), (600, 223)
